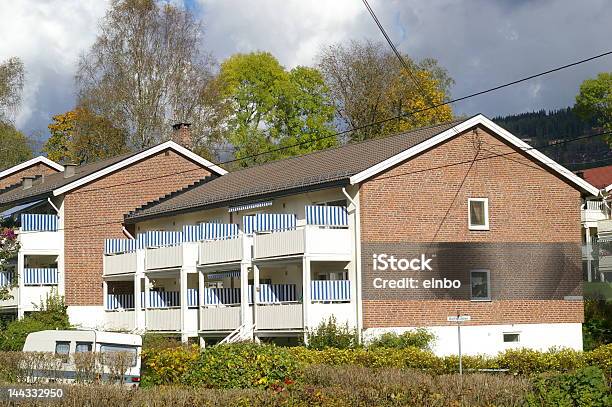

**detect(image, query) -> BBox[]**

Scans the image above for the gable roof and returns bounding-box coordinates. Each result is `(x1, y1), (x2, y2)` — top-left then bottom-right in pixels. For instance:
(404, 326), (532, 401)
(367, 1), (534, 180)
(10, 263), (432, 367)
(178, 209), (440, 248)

(125, 114), (599, 223)
(0, 141), (226, 205)
(576, 165), (612, 190)
(0, 156), (63, 180)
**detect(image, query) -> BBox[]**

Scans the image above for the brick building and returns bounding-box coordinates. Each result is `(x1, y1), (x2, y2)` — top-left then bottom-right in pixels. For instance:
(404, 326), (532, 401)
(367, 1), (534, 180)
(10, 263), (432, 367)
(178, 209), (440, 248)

(0, 156), (63, 191)
(0, 141), (226, 325)
(99, 114), (598, 354)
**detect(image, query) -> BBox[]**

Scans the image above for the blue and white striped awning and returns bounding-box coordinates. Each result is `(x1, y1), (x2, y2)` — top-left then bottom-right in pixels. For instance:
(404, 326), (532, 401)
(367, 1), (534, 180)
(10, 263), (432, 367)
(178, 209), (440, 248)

(243, 213), (296, 234)
(306, 205), (348, 226)
(0, 200), (45, 219)
(228, 201), (272, 213)
(206, 271), (241, 280)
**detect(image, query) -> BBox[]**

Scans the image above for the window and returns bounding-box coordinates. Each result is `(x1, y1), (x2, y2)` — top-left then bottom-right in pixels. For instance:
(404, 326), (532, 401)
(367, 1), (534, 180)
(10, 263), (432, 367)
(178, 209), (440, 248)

(470, 270), (490, 301)
(503, 333), (520, 343)
(468, 198), (489, 230)
(75, 342), (92, 353)
(100, 344), (138, 367)
(55, 341), (70, 363)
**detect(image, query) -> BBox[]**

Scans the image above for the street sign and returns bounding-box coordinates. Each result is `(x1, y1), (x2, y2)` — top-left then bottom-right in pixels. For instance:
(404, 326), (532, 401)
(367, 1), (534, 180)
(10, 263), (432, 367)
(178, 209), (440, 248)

(447, 315), (471, 322)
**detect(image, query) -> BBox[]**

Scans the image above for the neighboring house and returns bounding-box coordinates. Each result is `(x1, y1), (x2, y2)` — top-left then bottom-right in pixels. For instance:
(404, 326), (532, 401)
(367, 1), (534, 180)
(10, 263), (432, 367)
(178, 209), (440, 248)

(102, 114), (598, 355)
(576, 165), (612, 287)
(0, 157), (63, 191)
(0, 141), (226, 324)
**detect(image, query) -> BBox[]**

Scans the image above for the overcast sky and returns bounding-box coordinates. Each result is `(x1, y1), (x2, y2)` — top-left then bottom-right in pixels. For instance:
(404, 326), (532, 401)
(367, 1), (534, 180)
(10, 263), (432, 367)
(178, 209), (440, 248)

(1, 0), (611, 142)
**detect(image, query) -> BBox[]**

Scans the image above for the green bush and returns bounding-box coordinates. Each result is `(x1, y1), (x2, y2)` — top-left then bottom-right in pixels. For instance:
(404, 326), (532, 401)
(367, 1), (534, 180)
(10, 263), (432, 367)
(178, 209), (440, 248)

(583, 299), (612, 351)
(306, 316), (357, 350)
(182, 343), (300, 389)
(526, 366), (611, 407)
(367, 328), (436, 350)
(0, 292), (70, 351)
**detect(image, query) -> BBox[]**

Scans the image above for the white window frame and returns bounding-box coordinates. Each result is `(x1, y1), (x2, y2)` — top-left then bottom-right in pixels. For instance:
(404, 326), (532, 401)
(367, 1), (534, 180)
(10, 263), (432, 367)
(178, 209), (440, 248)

(470, 269), (491, 301)
(468, 198), (489, 231)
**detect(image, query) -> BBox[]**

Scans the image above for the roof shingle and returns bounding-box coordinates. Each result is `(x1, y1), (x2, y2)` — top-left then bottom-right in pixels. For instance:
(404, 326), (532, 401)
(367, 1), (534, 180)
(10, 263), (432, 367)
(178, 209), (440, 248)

(126, 118), (466, 222)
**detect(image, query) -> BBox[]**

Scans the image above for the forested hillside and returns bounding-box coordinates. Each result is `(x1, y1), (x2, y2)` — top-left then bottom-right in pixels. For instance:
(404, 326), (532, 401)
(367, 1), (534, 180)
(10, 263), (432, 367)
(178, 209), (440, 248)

(493, 108), (611, 170)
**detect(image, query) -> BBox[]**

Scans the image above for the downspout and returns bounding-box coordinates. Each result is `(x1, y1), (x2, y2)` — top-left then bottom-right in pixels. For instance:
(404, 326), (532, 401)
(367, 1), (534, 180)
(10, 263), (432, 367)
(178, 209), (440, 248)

(122, 226), (135, 240)
(47, 198), (59, 213)
(342, 187), (362, 343)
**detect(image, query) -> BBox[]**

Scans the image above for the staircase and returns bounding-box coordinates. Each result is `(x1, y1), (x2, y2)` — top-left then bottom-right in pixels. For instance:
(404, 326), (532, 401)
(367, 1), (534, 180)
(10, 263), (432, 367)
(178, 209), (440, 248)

(219, 323), (256, 344)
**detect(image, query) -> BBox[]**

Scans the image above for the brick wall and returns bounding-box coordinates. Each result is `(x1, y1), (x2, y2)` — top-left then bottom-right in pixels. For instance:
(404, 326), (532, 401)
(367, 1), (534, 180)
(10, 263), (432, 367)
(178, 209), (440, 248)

(0, 163), (59, 190)
(360, 125), (583, 328)
(63, 150), (211, 306)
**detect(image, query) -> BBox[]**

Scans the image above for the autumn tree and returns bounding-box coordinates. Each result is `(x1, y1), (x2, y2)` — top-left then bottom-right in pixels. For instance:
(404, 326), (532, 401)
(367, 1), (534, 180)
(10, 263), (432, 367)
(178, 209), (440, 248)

(575, 72), (612, 143)
(317, 40), (454, 141)
(217, 52), (336, 167)
(0, 122), (32, 169)
(76, 0), (219, 152)
(0, 57), (24, 122)
(44, 107), (128, 164)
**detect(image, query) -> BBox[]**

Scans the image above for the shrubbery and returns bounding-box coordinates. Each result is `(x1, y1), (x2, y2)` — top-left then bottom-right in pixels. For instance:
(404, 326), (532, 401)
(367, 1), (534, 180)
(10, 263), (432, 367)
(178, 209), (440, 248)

(305, 316), (357, 350)
(0, 293), (70, 351)
(140, 342), (612, 388)
(367, 328), (436, 350)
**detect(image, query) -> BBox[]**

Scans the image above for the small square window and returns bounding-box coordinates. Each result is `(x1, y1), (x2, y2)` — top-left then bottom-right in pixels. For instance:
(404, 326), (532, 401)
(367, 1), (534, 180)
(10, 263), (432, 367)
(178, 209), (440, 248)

(55, 341), (70, 363)
(468, 198), (489, 230)
(503, 333), (520, 343)
(470, 270), (490, 301)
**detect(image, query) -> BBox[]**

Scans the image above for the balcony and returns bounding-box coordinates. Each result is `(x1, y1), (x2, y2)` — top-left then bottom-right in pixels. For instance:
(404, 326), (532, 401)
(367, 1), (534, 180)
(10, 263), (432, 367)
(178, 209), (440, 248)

(17, 214), (61, 252)
(103, 251), (137, 276)
(147, 308), (181, 331)
(256, 304), (303, 330)
(146, 245), (183, 270)
(582, 201), (609, 223)
(200, 306), (241, 331)
(105, 310), (135, 331)
(199, 236), (245, 265)
(253, 227), (351, 260)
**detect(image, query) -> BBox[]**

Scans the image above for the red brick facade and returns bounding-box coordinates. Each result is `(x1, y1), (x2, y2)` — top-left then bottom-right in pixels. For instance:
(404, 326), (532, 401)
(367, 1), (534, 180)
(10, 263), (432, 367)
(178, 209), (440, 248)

(0, 163), (60, 191)
(359, 125), (583, 328)
(63, 150), (211, 305)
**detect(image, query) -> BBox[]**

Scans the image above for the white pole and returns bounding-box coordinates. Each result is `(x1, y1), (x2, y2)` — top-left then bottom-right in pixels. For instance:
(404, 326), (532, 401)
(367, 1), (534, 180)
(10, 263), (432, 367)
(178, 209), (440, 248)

(458, 318), (463, 375)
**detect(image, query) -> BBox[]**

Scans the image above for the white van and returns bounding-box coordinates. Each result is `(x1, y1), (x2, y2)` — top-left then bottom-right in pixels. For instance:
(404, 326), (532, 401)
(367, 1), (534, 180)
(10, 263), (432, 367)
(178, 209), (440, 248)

(22, 330), (142, 386)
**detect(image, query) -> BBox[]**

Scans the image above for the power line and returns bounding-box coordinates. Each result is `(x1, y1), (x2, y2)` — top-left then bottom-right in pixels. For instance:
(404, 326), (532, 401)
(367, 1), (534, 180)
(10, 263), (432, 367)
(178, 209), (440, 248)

(11, 127), (612, 233)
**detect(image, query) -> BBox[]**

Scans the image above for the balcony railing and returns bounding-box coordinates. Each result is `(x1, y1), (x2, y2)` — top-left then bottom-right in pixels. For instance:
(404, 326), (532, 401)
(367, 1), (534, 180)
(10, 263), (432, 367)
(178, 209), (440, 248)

(20, 214), (58, 232)
(105, 310), (135, 331)
(106, 293), (134, 310)
(147, 308), (181, 331)
(199, 236), (243, 265)
(146, 245), (183, 270)
(253, 227), (351, 259)
(256, 304), (303, 330)
(23, 268), (58, 286)
(311, 280), (350, 302)
(0, 270), (15, 286)
(200, 306), (241, 331)
(103, 251), (138, 276)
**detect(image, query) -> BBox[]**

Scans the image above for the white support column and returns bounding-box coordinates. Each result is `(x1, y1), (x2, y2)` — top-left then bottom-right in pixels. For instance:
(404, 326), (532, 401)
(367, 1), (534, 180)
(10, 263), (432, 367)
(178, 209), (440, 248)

(240, 262), (251, 328)
(134, 249), (145, 330)
(302, 256), (311, 344)
(102, 279), (108, 312)
(180, 268), (188, 342)
(198, 269), (204, 336)
(585, 226), (592, 282)
(253, 264), (260, 328)
(144, 273), (150, 329)
(17, 251), (25, 319)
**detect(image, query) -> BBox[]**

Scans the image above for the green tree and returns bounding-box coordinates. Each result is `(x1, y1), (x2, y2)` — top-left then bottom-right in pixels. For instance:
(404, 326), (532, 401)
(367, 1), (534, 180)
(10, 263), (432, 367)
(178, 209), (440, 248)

(217, 52), (336, 167)
(44, 107), (128, 164)
(0, 121), (32, 169)
(575, 72), (612, 143)
(317, 40), (454, 141)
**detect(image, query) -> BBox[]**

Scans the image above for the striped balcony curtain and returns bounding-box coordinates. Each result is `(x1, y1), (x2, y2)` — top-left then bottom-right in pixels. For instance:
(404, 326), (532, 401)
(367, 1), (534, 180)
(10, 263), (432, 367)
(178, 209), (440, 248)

(187, 288), (199, 307)
(23, 268), (58, 285)
(104, 238), (142, 255)
(243, 214), (297, 234)
(257, 284), (297, 303)
(148, 291), (180, 308)
(0, 271), (14, 286)
(305, 205), (349, 226)
(311, 280), (351, 302)
(106, 293), (134, 310)
(206, 271), (241, 280)
(20, 214), (58, 232)
(202, 222), (239, 240)
(144, 231), (183, 248)
(203, 287), (241, 305)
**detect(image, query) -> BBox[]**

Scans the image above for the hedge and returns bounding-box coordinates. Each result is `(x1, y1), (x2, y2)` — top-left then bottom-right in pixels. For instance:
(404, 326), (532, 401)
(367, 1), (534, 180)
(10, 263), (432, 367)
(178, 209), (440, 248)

(141, 343), (612, 388)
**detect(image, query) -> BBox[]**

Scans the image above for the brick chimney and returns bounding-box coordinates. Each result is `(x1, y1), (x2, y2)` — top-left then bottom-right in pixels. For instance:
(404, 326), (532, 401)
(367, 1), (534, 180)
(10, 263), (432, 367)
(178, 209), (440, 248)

(171, 122), (192, 149)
